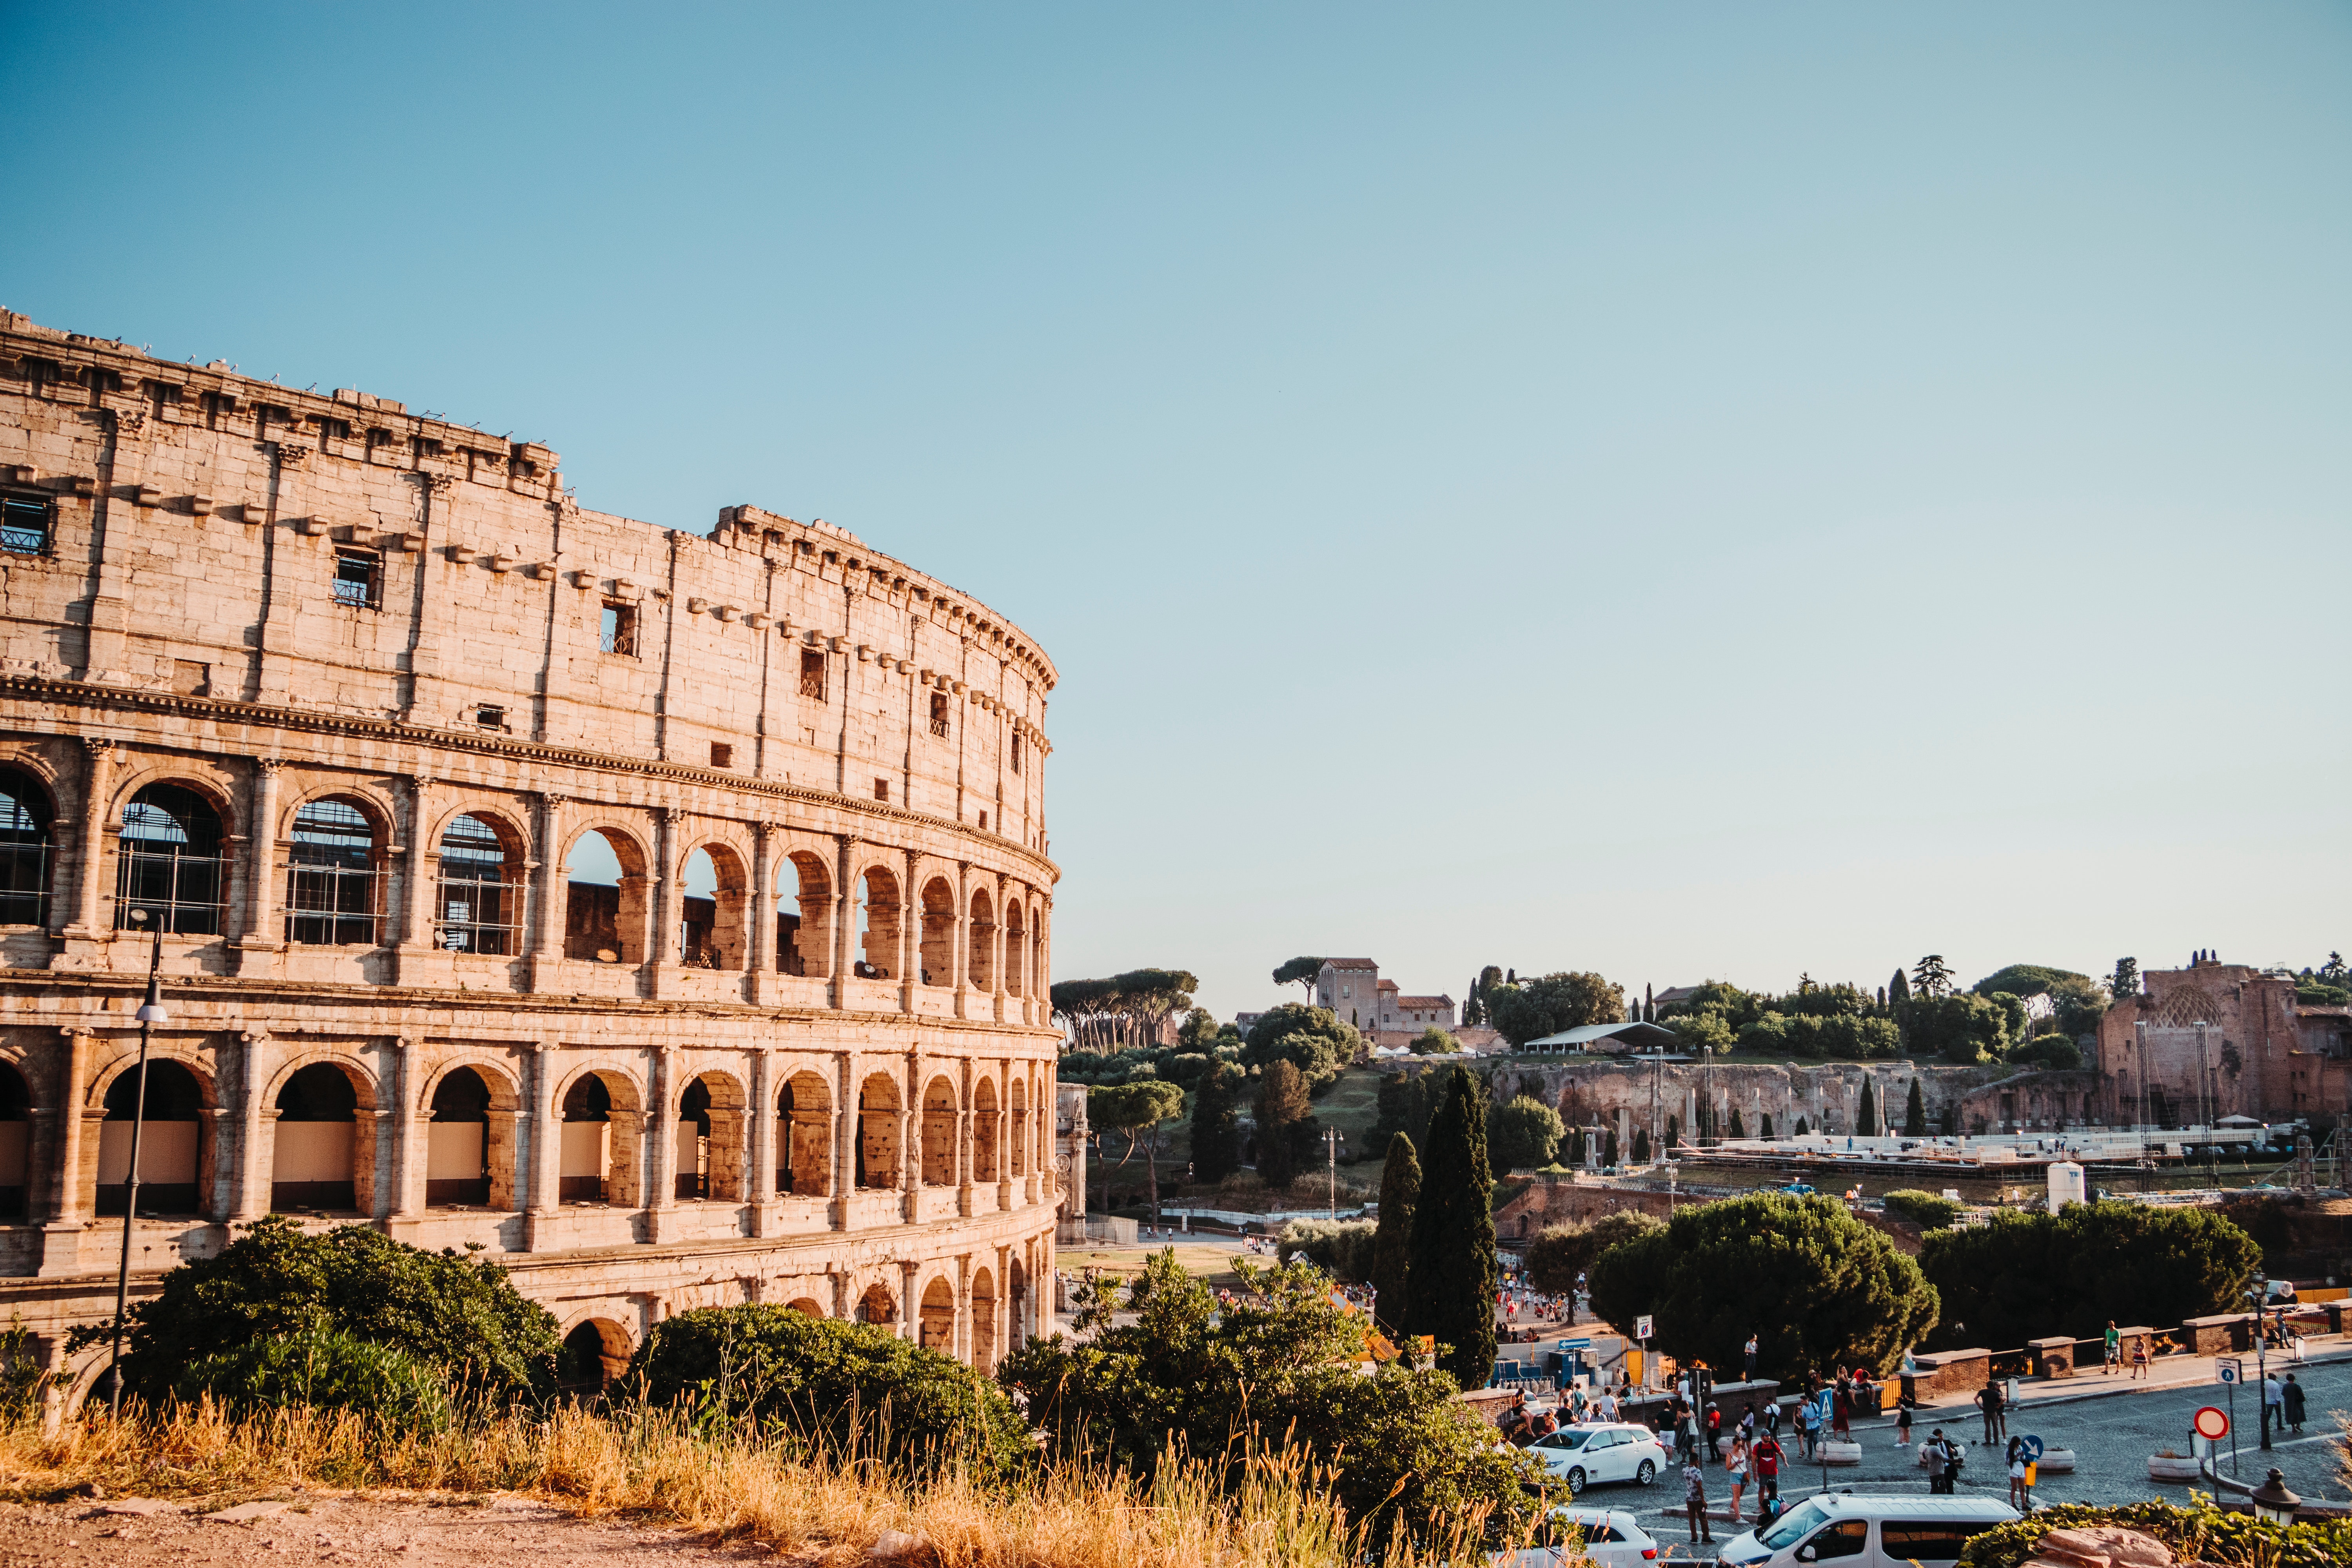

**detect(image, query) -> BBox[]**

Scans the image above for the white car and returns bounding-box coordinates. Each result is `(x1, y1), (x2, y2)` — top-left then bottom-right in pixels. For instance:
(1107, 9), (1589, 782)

(1524, 1422), (1670, 1495)
(1499, 1506), (1662, 1568)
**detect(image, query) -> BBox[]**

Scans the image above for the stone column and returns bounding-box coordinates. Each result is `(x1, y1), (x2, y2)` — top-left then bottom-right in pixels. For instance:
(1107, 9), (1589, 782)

(49, 1029), (90, 1225)
(956, 1057), (974, 1217)
(994, 1242), (1012, 1363)
(952, 859), (971, 1020)
(647, 809), (682, 982)
(747, 822), (775, 1001)
(830, 1051), (855, 1228)
(996, 1055), (1016, 1209)
(235, 759), (284, 971)
(388, 1036), (424, 1231)
(526, 1041), (561, 1247)
(750, 1047), (778, 1235)
(231, 1031), (272, 1221)
(955, 1252), (971, 1363)
(525, 792), (566, 991)
(897, 1258), (920, 1343)
(897, 847), (918, 1012)
(901, 1049), (920, 1223)
(66, 739), (115, 938)
(393, 777), (440, 989)
(645, 1045), (677, 1239)
(991, 873), (1009, 1024)
(830, 835), (854, 1010)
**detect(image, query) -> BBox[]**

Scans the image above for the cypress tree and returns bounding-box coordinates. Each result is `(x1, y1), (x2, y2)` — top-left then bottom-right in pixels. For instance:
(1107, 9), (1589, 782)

(1191, 1063), (1241, 1183)
(1403, 1066), (1495, 1390)
(1759, 1112), (1774, 1138)
(1632, 1127), (1651, 1163)
(1904, 1078), (1927, 1136)
(1254, 1060), (1308, 1186)
(1794, 1115), (1809, 1136)
(1857, 1078), (1877, 1136)
(1889, 967), (1911, 1006)
(1604, 1129), (1619, 1165)
(1730, 1107), (1746, 1138)
(1369, 1132), (1421, 1334)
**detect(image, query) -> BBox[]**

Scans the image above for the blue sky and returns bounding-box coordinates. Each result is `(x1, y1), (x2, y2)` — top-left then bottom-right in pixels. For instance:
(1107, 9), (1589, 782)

(6, 4), (2347, 1020)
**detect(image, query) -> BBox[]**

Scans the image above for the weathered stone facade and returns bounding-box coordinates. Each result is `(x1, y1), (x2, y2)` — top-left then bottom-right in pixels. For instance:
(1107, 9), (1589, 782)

(0, 311), (1062, 1400)
(2097, 956), (2350, 1127)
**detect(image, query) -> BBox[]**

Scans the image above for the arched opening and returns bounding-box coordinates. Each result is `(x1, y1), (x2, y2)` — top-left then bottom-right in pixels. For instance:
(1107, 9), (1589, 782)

(116, 783), (226, 934)
(970, 1267), (998, 1374)
(779, 1071), (832, 1197)
(917, 877), (954, 986)
(0, 768), (55, 926)
(1029, 909), (1042, 998)
(972, 1078), (1000, 1184)
(1011, 1256), (1029, 1343)
(1003, 901), (1025, 998)
(426, 1065), (516, 1209)
(967, 887), (995, 991)
(853, 866), (898, 979)
(559, 1318), (631, 1397)
(271, 1062), (363, 1212)
(921, 1075), (957, 1186)
(855, 1073), (901, 1189)
(285, 797), (382, 946)
(437, 813), (520, 955)
(98, 1058), (204, 1215)
(918, 1276), (955, 1352)
(0, 1061), (29, 1218)
(560, 1069), (642, 1207)
(1009, 1079), (1028, 1178)
(679, 845), (749, 970)
(856, 1283), (896, 1328)
(676, 1072), (746, 1202)
(785, 1297), (824, 1318)
(564, 829), (648, 964)
(778, 853), (831, 976)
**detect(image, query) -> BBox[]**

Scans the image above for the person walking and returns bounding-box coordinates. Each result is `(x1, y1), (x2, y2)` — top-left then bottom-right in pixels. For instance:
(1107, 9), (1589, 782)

(2283, 1373), (2307, 1434)
(1926, 1428), (1958, 1494)
(1762, 1395), (1781, 1439)
(2006, 1437), (2030, 1512)
(1752, 1431), (1783, 1507)
(1895, 1388), (1915, 1450)
(1707, 1400), (1722, 1460)
(2103, 1319), (2122, 1375)
(2262, 1371), (2285, 1443)
(1975, 1377), (2003, 1445)
(1745, 1332), (1759, 1381)
(2131, 1334), (2151, 1379)
(1682, 1454), (1713, 1546)
(1833, 1374), (1853, 1438)
(1797, 1394), (1819, 1460)
(1726, 1433), (1750, 1524)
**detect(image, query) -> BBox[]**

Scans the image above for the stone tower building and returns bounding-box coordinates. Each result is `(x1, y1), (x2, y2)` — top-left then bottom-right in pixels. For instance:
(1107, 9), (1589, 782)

(0, 311), (1062, 1402)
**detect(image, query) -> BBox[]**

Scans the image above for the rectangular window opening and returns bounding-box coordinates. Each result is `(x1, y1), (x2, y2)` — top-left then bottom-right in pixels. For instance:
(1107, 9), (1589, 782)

(978, 810), (988, 831)
(475, 705), (506, 730)
(599, 601), (638, 656)
(332, 549), (381, 609)
(928, 691), (950, 738)
(799, 648), (828, 701)
(873, 777), (890, 802)
(1011, 733), (1024, 773)
(1, 495), (51, 555)
(709, 742), (733, 769)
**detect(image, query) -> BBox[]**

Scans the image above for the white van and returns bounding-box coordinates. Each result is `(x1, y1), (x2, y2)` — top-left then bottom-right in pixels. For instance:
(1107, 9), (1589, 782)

(1715, 1492), (2018, 1568)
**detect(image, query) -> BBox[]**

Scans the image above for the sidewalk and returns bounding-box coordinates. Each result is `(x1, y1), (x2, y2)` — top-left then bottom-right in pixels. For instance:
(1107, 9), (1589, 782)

(1898, 1333), (2352, 1424)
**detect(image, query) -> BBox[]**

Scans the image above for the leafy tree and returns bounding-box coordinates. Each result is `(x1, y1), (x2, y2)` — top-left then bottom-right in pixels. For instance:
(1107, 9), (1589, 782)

(1278, 1218), (1377, 1282)
(1254, 1059), (1312, 1185)
(1272, 955), (1328, 1001)
(2009, 1032), (2083, 1070)
(633, 1305), (1028, 1482)
(1369, 1133), (1420, 1333)
(1919, 1201), (2260, 1349)
(2049, 975), (2109, 1038)
(1856, 1078), (1877, 1137)
(1053, 969), (1201, 1051)
(1371, 1067), (1441, 1151)
(1970, 964), (2091, 1001)
(1585, 1194), (1938, 1379)
(1736, 1013), (1901, 1060)
(1771, 983), (1874, 1020)
(86, 1215), (560, 1403)
(2109, 956), (2140, 1000)
(1176, 1007), (1224, 1050)
(1410, 1027), (1461, 1054)
(1666, 1008), (1735, 1054)
(1091, 1080), (1187, 1221)
(1880, 1190), (1962, 1229)
(1986, 991), (2031, 1045)
(1896, 993), (2011, 1065)
(1488, 1095), (1565, 1172)
(1904, 1078), (1927, 1136)
(1484, 971), (1625, 1047)
(174, 1326), (450, 1431)
(1190, 1062), (1243, 1184)
(1463, 965), (1505, 1027)
(1888, 967), (1911, 1007)
(1243, 1003), (1357, 1090)
(1403, 1067), (1496, 1391)
(1911, 955), (1955, 998)
(1523, 1210), (1665, 1296)
(1001, 1252), (1549, 1547)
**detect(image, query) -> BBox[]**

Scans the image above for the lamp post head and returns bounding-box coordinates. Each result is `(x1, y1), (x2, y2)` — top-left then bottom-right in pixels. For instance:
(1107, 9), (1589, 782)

(2249, 1467), (2299, 1524)
(136, 974), (167, 1025)
(127, 907), (148, 926)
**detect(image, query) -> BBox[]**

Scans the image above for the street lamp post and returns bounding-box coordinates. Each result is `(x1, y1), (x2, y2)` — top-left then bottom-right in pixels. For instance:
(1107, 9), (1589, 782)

(106, 906), (169, 1420)
(2247, 1276), (2271, 1450)
(2249, 1468), (2301, 1526)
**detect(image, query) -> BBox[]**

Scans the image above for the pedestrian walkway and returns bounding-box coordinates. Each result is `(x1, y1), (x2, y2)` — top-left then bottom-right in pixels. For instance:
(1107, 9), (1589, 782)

(1896, 1332), (2352, 1427)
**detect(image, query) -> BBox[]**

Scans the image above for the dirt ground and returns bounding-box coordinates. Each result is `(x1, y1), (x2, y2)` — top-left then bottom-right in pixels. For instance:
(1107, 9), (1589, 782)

(0, 1494), (808, 1566)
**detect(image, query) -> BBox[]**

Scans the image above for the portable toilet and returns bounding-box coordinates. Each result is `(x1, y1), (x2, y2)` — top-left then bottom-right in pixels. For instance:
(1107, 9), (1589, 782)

(2047, 1160), (2086, 1211)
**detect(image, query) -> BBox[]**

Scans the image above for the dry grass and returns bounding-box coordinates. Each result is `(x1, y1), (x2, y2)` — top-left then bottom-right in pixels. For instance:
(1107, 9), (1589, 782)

(0, 1400), (1520, 1568)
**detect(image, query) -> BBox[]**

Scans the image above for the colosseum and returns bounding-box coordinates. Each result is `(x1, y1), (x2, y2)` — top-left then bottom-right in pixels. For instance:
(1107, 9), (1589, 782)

(0, 309), (1064, 1402)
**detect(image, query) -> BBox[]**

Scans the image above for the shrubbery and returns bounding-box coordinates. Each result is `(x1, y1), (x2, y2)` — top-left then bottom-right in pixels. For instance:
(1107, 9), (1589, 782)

(1522, 1211), (1663, 1296)
(1736, 1012), (1901, 1060)
(1487, 1095), (1564, 1172)
(1880, 1189), (1962, 1229)
(1920, 1200), (2259, 1348)
(1278, 1218), (1377, 1283)
(1957, 1498), (2352, 1568)
(173, 1325), (451, 1430)
(628, 1304), (1029, 1482)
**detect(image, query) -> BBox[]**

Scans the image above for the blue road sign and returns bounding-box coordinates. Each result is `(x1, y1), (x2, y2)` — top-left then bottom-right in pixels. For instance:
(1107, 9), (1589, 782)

(2218, 1363), (2238, 1384)
(2018, 1435), (2044, 1462)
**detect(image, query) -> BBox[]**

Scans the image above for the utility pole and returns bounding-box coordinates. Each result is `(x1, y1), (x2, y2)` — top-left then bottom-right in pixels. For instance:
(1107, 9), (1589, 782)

(107, 906), (170, 1419)
(1323, 1127), (1339, 1217)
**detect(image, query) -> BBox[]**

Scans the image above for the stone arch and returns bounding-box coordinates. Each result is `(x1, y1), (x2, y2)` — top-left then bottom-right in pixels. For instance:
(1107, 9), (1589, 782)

(967, 886), (995, 991)
(678, 839), (751, 971)
(918, 1274), (955, 1352)
(675, 1067), (748, 1202)
(1003, 899), (1025, 998)
(1009, 1076), (1028, 1178)
(421, 1059), (521, 1210)
(559, 1315), (632, 1396)
(971, 1075), (1000, 1184)
(917, 876), (955, 986)
(115, 778), (234, 935)
(93, 1053), (213, 1216)
(283, 792), (392, 947)
(971, 1266), (998, 1374)
(434, 808), (527, 956)
(920, 1074), (958, 1186)
(557, 1064), (644, 1208)
(1028, 900), (1044, 997)
(563, 822), (652, 964)
(0, 1058), (26, 1219)
(778, 1069), (832, 1197)
(855, 1072), (902, 1189)
(0, 759), (57, 929)
(856, 1281), (897, 1327)
(777, 851), (832, 976)
(269, 1057), (377, 1214)
(853, 862), (900, 978)
(785, 1296), (825, 1318)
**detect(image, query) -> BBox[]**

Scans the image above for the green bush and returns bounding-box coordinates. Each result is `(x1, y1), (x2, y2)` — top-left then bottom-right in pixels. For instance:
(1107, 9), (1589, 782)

(1880, 1189), (1962, 1229)
(1488, 1095), (1565, 1172)
(1737, 1012), (1901, 1060)
(2007, 1032), (2082, 1069)
(627, 1305), (1029, 1482)
(1278, 1218), (1377, 1283)
(174, 1325), (451, 1430)
(1522, 1211), (1664, 1296)
(1958, 1498), (2352, 1568)
(83, 1216), (561, 1405)
(1896, 993), (2011, 1064)
(1919, 1200), (2259, 1348)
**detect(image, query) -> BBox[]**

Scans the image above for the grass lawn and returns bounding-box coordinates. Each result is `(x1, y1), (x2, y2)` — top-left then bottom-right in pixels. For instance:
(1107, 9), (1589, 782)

(1056, 1242), (1251, 1287)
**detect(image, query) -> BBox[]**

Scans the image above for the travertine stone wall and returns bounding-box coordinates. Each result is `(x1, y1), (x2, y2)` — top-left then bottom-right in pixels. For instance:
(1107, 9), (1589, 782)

(0, 313), (1062, 1401)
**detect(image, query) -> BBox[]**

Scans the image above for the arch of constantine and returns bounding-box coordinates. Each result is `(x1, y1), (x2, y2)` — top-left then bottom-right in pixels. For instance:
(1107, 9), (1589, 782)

(0, 310), (1062, 1400)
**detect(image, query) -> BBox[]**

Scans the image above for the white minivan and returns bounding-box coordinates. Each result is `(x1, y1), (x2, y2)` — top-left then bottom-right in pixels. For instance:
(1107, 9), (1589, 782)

(1715, 1493), (2017, 1568)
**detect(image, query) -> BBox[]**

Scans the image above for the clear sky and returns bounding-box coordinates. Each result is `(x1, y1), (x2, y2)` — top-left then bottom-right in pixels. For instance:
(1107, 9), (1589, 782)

(6, 4), (2347, 1021)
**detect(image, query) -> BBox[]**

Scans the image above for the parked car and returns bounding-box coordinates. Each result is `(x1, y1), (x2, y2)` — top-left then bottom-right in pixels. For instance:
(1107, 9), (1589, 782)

(1499, 1506), (1661, 1568)
(1523, 1422), (1668, 1494)
(1715, 1492), (2017, 1568)
(1780, 1182), (1818, 1196)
